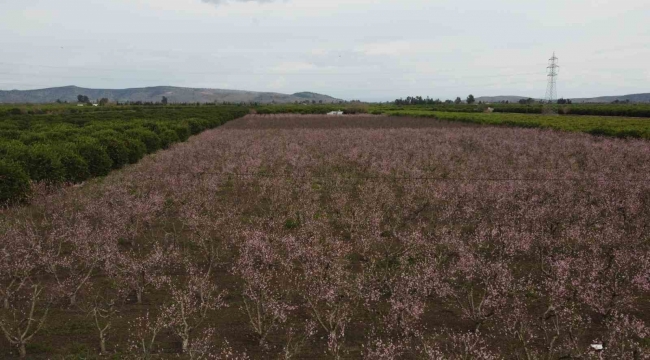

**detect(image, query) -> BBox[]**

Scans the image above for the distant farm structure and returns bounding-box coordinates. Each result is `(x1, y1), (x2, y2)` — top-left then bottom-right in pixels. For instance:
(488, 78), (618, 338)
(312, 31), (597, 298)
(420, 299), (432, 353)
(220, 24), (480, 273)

(327, 110), (344, 116)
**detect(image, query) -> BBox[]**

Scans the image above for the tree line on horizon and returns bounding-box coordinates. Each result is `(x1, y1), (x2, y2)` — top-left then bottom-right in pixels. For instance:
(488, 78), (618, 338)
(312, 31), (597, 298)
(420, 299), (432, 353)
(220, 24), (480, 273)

(394, 95), (578, 106)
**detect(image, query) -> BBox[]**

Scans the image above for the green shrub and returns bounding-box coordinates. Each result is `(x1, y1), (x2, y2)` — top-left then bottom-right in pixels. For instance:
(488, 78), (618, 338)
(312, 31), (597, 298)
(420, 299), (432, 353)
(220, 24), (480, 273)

(92, 127), (147, 164)
(186, 119), (205, 135)
(141, 121), (162, 134)
(125, 128), (161, 153)
(75, 137), (113, 177)
(0, 140), (29, 165)
(91, 129), (122, 138)
(19, 132), (47, 145)
(204, 117), (221, 128)
(0, 129), (22, 140)
(172, 124), (191, 142)
(0, 105), (249, 204)
(93, 133), (129, 169)
(25, 144), (65, 183)
(123, 137), (147, 164)
(0, 159), (31, 205)
(43, 129), (80, 142)
(159, 129), (180, 149)
(198, 118), (214, 129)
(343, 103), (369, 114)
(55, 144), (90, 183)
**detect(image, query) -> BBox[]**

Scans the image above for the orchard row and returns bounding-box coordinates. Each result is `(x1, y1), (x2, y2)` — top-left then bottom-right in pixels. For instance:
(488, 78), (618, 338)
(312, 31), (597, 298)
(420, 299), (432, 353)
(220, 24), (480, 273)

(1, 115), (649, 358)
(0, 106), (249, 204)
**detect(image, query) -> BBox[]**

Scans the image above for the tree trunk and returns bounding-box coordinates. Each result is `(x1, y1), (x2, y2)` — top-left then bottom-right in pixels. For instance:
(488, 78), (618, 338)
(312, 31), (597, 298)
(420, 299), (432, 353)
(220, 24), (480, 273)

(182, 338), (189, 353)
(3, 297), (8, 309)
(70, 293), (76, 307)
(100, 337), (107, 354)
(19, 343), (27, 358)
(136, 290), (143, 304)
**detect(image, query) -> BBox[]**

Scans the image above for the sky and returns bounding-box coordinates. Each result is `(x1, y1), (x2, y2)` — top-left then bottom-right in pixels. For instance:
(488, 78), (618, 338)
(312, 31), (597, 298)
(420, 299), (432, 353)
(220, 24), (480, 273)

(0, 0), (649, 102)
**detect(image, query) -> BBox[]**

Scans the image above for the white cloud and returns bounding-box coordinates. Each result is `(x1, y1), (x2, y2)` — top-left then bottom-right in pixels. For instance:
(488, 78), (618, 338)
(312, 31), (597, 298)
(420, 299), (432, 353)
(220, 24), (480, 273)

(356, 41), (419, 56)
(201, 0), (287, 4)
(270, 62), (317, 73)
(0, 0), (648, 101)
(267, 76), (287, 90)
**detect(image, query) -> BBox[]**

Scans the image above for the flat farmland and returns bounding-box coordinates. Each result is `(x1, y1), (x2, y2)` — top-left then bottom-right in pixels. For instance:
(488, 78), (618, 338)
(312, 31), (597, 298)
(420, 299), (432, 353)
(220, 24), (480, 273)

(2, 114), (650, 359)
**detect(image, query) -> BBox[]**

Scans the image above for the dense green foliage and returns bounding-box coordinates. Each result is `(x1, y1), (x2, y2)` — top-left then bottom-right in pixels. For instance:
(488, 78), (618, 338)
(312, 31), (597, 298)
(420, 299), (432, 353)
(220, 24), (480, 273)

(378, 103), (650, 117)
(386, 109), (650, 139)
(0, 105), (249, 204)
(252, 103), (650, 136)
(2, 101), (650, 205)
(0, 159), (31, 204)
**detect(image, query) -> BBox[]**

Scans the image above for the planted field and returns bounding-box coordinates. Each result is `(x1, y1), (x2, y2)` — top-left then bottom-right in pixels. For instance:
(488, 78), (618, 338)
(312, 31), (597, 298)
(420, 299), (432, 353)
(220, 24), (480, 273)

(1, 114), (650, 359)
(0, 106), (249, 204)
(386, 110), (650, 140)
(375, 103), (650, 118)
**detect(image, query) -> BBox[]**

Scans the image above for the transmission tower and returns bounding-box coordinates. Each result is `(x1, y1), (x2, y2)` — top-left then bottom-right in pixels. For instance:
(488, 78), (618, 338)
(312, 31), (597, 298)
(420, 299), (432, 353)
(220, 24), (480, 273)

(544, 52), (559, 114)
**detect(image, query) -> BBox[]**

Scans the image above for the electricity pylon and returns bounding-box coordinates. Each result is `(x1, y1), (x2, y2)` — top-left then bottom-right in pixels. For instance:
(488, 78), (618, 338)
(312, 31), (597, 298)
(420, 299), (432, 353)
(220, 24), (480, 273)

(544, 52), (559, 114)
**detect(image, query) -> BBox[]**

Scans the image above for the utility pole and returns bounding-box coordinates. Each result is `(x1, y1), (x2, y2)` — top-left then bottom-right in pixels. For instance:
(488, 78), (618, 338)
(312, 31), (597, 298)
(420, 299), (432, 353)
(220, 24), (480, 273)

(544, 52), (559, 114)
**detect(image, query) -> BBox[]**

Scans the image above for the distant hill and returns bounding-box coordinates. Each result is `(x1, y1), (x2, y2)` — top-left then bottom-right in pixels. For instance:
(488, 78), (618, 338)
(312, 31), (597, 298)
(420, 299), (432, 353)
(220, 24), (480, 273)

(570, 93), (650, 103)
(0, 86), (343, 104)
(476, 93), (650, 104)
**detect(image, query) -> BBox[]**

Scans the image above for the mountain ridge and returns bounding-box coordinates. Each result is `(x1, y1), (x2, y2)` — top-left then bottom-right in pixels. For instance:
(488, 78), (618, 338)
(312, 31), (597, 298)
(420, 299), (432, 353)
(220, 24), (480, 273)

(0, 86), (343, 104)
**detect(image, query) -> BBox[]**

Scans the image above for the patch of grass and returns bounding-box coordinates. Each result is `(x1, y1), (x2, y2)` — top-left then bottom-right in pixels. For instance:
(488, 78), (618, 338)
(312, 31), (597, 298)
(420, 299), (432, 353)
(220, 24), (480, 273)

(384, 110), (650, 140)
(284, 217), (301, 229)
(26, 342), (55, 354)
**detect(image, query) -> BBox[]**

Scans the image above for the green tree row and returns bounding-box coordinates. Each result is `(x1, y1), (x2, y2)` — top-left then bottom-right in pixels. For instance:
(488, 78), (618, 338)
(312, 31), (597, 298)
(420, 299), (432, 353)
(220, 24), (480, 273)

(384, 109), (650, 139)
(0, 106), (249, 205)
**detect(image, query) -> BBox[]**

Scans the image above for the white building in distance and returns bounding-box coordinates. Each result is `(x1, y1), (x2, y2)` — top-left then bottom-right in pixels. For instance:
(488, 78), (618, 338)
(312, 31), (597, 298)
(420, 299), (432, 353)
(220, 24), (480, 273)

(327, 110), (344, 116)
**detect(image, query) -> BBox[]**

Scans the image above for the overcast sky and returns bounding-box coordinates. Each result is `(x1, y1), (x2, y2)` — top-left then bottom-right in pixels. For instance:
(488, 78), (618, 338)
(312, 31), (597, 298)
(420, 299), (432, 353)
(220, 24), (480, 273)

(1, 0), (648, 101)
